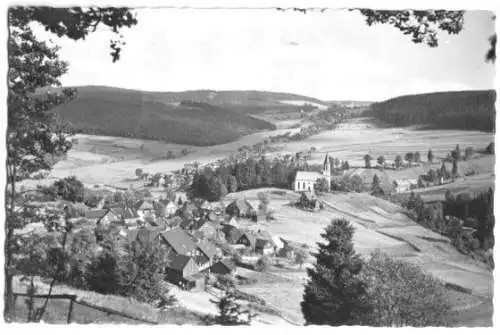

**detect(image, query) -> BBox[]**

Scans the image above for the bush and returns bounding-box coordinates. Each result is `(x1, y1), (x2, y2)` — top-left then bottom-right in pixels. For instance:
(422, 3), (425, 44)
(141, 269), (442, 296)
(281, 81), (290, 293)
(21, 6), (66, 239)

(53, 176), (85, 202)
(360, 252), (451, 326)
(255, 255), (272, 272)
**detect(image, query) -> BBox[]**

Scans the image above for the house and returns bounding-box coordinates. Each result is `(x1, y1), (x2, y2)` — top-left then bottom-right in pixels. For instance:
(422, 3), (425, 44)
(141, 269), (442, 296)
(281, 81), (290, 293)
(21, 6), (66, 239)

(225, 199), (255, 218)
(222, 225), (244, 244)
(160, 227), (198, 256)
(134, 200), (156, 217)
(154, 200), (178, 218)
(165, 254), (200, 285)
(126, 227), (162, 246)
(196, 239), (218, 271)
(85, 209), (111, 224)
(254, 230), (276, 255)
(294, 153), (331, 192)
(197, 221), (220, 239)
(393, 179), (418, 193)
(235, 231), (257, 249)
(110, 207), (141, 225)
(210, 259), (236, 276)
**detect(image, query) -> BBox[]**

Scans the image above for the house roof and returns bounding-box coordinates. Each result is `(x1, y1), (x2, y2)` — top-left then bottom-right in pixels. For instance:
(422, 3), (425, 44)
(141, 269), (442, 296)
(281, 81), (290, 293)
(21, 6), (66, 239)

(111, 207), (139, 219)
(227, 199), (254, 213)
(295, 171), (322, 181)
(223, 225), (244, 243)
(168, 254), (194, 271)
(210, 259), (235, 273)
(197, 240), (217, 259)
(323, 153), (330, 168)
(238, 231), (257, 248)
(85, 209), (109, 219)
(160, 227), (197, 255)
(134, 200), (154, 211)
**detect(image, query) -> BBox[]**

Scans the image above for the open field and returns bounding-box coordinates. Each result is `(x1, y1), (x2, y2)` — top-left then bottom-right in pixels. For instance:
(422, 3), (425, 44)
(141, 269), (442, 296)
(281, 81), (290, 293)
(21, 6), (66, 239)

(224, 188), (494, 324)
(40, 117), (494, 190)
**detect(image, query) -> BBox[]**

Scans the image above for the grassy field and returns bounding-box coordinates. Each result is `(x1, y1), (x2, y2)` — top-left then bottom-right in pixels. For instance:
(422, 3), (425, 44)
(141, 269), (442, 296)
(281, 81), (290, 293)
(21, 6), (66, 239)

(11, 276), (203, 324)
(41, 117), (494, 189)
(224, 188), (494, 325)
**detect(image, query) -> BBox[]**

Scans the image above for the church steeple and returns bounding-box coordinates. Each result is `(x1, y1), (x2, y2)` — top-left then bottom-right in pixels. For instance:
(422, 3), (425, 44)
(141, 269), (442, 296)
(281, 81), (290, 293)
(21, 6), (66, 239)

(323, 153), (331, 191)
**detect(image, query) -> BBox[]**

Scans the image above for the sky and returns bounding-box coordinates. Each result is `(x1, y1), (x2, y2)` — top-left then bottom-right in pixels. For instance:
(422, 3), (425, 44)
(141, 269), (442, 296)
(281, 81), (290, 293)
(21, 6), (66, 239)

(33, 8), (496, 102)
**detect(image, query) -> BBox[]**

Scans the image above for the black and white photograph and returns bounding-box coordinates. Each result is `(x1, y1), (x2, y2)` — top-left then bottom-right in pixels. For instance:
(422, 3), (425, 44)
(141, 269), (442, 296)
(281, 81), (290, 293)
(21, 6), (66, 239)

(2, 0), (497, 328)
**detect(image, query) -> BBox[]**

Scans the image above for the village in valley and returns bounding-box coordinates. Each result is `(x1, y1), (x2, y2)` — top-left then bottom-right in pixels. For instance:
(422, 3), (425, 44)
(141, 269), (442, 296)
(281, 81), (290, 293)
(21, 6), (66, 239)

(5, 5), (496, 328)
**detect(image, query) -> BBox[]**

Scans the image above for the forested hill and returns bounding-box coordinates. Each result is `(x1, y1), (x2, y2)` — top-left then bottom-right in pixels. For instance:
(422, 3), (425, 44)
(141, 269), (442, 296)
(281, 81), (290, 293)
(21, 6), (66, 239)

(49, 86), (282, 146)
(363, 90), (496, 132)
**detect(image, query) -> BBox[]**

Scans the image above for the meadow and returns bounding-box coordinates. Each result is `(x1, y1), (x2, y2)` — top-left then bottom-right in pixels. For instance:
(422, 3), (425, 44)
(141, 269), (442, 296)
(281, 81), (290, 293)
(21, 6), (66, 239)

(225, 187), (493, 325)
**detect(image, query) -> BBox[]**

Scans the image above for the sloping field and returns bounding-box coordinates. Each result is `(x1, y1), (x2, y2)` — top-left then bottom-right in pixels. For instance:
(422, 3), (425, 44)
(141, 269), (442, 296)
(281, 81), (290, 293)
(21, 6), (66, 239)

(224, 188), (493, 325)
(226, 189), (493, 298)
(280, 118), (494, 167)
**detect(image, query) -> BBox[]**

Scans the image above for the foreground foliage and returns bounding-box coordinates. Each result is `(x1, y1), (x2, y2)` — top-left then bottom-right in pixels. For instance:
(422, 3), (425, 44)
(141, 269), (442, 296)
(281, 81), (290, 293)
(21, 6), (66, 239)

(360, 251), (451, 326)
(301, 219), (369, 325)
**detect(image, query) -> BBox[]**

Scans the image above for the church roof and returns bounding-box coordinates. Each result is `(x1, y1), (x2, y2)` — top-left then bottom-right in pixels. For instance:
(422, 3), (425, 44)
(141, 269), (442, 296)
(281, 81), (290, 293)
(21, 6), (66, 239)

(295, 171), (323, 181)
(323, 153), (330, 168)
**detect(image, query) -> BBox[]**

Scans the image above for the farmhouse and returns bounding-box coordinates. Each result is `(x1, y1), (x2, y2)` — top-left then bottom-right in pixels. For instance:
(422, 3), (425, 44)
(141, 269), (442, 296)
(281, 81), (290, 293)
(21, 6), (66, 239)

(134, 199), (156, 218)
(225, 199), (255, 218)
(393, 179), (418, 193)
(85, 209), (111, 224)
(255, 231), (276, 255)
(165, 254), (200, 286)
(110, 207), (141, 225)
(160, 227), (198, 256)
(294, 153), (331, 192)
(154, 199), (178, 217)
(210, 259), (236, 276)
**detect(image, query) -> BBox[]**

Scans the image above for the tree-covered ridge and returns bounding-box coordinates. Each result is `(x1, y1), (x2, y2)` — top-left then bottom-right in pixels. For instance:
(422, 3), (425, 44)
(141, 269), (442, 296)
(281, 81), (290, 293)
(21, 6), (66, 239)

(364, 90), (496, 132)
(51, 87), (277, 146)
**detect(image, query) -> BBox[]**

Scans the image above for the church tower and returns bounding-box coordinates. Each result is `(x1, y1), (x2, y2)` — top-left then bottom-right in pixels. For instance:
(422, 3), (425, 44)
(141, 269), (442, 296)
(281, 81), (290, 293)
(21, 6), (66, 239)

(323, 153), (331, 191)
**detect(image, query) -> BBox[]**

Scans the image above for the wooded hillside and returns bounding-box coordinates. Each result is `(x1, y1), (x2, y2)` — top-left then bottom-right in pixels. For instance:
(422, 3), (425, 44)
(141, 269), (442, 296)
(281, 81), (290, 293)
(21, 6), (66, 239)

(50, 86), (280, 146)
(364, 90), (496, 132)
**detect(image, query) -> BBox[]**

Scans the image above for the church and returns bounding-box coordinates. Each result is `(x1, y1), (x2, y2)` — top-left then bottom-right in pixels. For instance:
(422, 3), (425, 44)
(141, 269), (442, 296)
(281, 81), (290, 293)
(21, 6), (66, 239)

(294, 153), (331, 193)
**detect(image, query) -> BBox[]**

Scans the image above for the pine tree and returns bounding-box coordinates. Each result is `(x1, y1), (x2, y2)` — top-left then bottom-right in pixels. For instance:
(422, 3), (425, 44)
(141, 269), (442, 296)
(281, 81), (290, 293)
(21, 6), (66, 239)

(427, 149), (434, 163)
(395, 155), (403, 168)
(207, 288), (255, 325)
(452, 159), (458, 176)
(301, 219), (369, 325)
(371, 174), (382, 195)
(363, 154), (372, 168)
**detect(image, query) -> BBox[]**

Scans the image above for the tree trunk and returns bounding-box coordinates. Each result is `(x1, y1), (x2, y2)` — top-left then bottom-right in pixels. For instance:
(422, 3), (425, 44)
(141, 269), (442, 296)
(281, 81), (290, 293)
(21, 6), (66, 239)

(4, 163), (16, 320)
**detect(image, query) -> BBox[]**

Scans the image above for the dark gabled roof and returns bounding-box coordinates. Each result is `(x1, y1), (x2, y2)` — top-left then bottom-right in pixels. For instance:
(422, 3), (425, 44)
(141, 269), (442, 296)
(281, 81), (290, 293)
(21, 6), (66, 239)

(85, 209), (109, 219)
(197, 239), (217, 259)
(238, 231), (257, 248)
(255, 238), (274, 249)
(210, 258), (235, 273)
(111, 207), (139, 219)
(168, 254), (194, 271)
(222, 225), (244, 243)
(160, 227), (197, 255)
(227, 199), (254, 213)
(134, 200), (154, 211)
(323, 153), (330, 168)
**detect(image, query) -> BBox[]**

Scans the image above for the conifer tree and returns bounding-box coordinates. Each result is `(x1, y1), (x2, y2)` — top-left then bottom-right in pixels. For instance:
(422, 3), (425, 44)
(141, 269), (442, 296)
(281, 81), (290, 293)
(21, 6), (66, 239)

(301, 219), (369, 325)
(427, 149), (434, 163)
(452, 159), (458, 176)
(371, 174), (381, 194)
(207, 288), (255, 325)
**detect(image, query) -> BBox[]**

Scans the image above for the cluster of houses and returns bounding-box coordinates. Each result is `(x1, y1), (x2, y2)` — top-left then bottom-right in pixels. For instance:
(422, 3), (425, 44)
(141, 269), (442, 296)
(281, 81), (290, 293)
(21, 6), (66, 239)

(60, 193), (278, 290)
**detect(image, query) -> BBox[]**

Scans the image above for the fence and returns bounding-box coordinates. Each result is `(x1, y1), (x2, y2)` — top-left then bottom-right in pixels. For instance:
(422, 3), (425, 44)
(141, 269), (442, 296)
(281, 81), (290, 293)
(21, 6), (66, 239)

(12, 292), (158, 324)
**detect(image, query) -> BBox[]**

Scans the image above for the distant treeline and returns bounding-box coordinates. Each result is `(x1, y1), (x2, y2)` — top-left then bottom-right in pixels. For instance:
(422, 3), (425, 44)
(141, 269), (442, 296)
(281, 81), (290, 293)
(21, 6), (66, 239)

(53, 88), (276, 146)
(364, 90), (496, 132)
